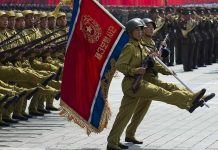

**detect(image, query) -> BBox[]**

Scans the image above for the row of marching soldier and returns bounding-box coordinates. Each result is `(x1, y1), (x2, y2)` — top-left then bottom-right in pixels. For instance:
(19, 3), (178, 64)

(0, 8), (68, 127)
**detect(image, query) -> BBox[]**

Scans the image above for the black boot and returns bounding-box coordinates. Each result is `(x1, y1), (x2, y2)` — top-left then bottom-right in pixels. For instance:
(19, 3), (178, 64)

(125, 137), (143, 144)
(118, 143), (128, 149)
(46, 106), (59, 111)
(38, 109), (51, 114)
(12, 115), (28, 121)
(188, 89), (207, 113)
(22, 113), (32, 118)
(3, 118), (19, 124)
(0, 121), (10, 127)
(29, 111), (44, 116)
(55, 92), (61, 100)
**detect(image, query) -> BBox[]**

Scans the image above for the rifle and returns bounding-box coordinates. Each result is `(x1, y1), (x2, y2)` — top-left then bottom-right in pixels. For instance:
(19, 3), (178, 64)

(21, 34), (67, 58)
(132, 34), (169, 93)
(0, 19), (41, 46)
(38, 39), (67, 57)
(0, 95), (9, 106)
(0, 30), (22, 46)
(0, 30), (34, 49)
(143, 34), (210, 108)
(4, 91), (27, 109)
(0, 28), (65, 62)
(131, 57), (150, 93)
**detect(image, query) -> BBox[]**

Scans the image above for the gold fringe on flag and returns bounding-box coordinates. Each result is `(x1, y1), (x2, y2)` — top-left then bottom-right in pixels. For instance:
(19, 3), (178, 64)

(60, 59), (117, 135)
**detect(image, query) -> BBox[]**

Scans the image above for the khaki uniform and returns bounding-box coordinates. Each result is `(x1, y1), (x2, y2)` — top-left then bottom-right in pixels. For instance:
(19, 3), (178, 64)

(125, 38), (187, 138)
(107, 39), (201, 147)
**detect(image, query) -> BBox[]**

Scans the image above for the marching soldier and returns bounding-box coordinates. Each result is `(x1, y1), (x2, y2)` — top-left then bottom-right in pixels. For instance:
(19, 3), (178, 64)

(107, 18), (215, 150)
(6, 11), (16, 36)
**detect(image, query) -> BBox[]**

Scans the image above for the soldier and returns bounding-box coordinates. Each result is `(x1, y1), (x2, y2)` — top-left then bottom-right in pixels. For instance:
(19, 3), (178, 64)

(198, 8), (208, 67)
(33, 10), (40, 29)
(106, 18), (215, 150)
(175, 8), (183, 65)
(48, 12), (57, 30)
(0, 11), (13, 51)
(165, 7), (177, 66)
(205, 9), (214, 65)
(6, 10), (16, 36)
(23, 10), (42, 41)
(149, 8), (168, 65)
(212, 8), (218, 62)
(180, 9), (196, 71)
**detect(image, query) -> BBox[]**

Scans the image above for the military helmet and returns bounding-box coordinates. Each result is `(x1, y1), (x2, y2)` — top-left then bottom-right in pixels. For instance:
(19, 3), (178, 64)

(40, 12), (47, 18)
(7, 11), (15, 17)
(0, 11), (8, 17)
(15, 13), (24, 19)
(125, 18), (145, 33)
(47, 12), (56, 18)
(33, 10), (40, 16)
(22, 10), (33, 16)
(142, 18), (156, 29)
(57, 12), (66, 18)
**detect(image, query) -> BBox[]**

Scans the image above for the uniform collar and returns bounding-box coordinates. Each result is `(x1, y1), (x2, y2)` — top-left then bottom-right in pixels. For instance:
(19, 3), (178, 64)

(129, 38), (140, 47)
(141, 37), (155, 47)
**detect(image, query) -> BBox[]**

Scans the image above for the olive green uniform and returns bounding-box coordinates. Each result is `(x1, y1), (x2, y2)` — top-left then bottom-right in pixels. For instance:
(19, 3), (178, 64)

(125, 38), (187, 139)
(107, 39), (202, 148)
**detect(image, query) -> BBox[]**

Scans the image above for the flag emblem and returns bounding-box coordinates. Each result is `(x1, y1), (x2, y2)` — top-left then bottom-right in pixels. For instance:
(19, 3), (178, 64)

(80, 15), (102, 44)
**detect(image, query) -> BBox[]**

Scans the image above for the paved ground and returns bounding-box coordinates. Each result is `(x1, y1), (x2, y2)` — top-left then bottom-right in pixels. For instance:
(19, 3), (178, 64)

(0, 64), (218, 150)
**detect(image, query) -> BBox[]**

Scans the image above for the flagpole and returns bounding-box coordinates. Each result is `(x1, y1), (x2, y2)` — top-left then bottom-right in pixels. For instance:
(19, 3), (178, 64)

(144, 46), (210, 108)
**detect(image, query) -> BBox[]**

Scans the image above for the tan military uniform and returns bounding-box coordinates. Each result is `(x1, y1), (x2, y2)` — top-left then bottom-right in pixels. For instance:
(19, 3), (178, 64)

(107, 39), (202, 148)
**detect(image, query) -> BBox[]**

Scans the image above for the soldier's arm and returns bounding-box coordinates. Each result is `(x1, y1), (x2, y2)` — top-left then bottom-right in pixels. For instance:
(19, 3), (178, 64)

(153, 61), (172, 75)
(115, 43), (137, 76)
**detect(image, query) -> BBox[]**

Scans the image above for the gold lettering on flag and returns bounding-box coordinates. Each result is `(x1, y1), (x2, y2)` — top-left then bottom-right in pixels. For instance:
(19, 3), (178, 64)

(95, 26), (117, 60)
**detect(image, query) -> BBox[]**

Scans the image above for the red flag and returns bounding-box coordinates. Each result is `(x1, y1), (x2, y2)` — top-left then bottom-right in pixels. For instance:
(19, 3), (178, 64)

(60, 0), (128, 134)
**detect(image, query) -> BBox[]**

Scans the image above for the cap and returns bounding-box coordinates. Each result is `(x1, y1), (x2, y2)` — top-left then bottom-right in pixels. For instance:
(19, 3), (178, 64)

(47, 12), (56, 18)
(57, 12), (66, 18)
(0, 11), (8, 17)
(40, 12), (47, 18)
(33, 10), (40, 16)
(7, 11), (15, 17)
(22, 10), (33, 16)
(15, 12), (24, 19)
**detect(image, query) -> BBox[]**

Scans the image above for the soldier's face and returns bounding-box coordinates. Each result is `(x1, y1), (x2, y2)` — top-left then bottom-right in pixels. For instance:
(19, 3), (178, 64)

(57, 16), (67, 27)
(15, 18), (25, 29)
(0, 16), (8, 28)
(131, 27), (143, 41)
(40, 18), (48, 28)
(34, 15), (40, 27)
(8, 17), (16, 29)
(25, 14), (34, 27)
(48, 18), (56, 29)
(143, 23), (154, 37)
